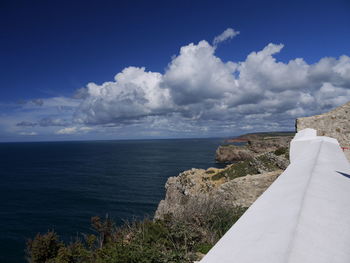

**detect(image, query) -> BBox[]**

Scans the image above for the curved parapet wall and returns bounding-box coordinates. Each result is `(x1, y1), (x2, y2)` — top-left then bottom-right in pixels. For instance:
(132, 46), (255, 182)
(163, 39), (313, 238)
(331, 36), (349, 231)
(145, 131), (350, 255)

(200, 129), (350, 263)
(289, 128), (339, 163)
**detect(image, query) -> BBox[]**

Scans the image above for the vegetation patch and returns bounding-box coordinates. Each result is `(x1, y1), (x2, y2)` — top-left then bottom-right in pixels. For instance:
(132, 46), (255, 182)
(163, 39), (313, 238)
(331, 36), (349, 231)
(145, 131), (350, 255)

(195, 243), (212, 254)
(211, 160), (259, 181)
(274, 147), (288, 156)
(220, 144), (236, 148)
(255, 155), (279, 171)
(26, 204), (247, 263)
(273, 147), (290, 160)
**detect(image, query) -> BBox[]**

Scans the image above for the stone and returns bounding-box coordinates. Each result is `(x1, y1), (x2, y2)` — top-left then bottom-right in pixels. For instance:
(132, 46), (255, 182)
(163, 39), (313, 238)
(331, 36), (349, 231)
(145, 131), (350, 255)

(154, 151), (287, 220)
(215, 133), (293, 163)
(296, 101), (350, 161)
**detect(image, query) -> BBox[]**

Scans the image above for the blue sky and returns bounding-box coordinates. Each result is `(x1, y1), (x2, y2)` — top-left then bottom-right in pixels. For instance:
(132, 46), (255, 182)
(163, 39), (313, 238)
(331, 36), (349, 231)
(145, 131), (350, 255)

(1, 0), (350, 142)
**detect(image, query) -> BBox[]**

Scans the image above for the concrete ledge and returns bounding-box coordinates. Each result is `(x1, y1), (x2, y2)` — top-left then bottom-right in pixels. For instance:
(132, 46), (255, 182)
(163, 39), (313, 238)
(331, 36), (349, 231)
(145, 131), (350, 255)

(200, 129), (350, 263)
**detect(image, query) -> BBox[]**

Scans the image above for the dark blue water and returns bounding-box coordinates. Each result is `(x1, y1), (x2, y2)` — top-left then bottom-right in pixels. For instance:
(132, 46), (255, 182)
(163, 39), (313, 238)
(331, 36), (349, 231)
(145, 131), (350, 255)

(0, 138), (225, 263)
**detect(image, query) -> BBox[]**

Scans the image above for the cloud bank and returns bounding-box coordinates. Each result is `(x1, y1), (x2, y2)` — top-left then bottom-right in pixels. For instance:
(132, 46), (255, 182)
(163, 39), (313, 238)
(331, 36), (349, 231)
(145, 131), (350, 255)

(7, 28), (350, 139)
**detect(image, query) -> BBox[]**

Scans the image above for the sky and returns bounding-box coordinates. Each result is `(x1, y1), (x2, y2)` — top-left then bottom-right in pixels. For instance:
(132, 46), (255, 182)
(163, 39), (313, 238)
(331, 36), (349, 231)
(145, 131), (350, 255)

(0, 0), (350, 142)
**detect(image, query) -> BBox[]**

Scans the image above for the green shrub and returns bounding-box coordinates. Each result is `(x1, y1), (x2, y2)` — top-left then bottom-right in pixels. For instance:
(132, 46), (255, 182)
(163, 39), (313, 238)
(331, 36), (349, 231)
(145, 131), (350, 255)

(195, 243), (212, 254)
(54, 241), (92, 263)
(212, 160), (258, 181)
(27, 205), (247, 263)
(26, 231), (63, 263)
(255, 155), (279, 171)
(274, 147), (287, 156)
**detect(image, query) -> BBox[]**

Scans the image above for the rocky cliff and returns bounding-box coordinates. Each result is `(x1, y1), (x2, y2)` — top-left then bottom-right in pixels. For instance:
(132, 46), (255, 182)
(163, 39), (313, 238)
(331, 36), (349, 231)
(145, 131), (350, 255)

(215, 132), (294, 163)
(155, 149), (289, 219)
(296, 101), (350, 161)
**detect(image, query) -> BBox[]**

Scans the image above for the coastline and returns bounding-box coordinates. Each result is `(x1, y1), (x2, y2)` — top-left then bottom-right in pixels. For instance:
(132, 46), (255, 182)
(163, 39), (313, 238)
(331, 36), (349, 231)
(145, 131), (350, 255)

(24, 101), (350, 263)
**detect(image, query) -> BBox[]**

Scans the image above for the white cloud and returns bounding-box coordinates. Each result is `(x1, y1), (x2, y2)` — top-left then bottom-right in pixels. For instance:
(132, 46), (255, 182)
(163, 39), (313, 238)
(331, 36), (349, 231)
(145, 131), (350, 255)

(213, 28), (240, 46)
(56, 127), (78, 134)
(19, 131), (37, 136)
(0, 96), (80, 140)
(75, 67), (172, 125)
(163, 40), (238, 105)
(4, 29), (350, 140)
(72, 36), (350, 136)
(79, 126), (92, 132)
(56, 126), (92, 135)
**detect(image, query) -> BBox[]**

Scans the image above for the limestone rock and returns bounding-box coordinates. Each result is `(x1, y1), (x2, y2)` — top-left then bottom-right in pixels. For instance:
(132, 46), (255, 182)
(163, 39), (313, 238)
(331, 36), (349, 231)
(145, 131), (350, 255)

(215, 145), (255, 162)
(296, 101), (350, 161)
(215, 133), (293, 163)
(155, 151), (287, 220)
(154, 168), (220, 219)
(213, 170), (282, 208)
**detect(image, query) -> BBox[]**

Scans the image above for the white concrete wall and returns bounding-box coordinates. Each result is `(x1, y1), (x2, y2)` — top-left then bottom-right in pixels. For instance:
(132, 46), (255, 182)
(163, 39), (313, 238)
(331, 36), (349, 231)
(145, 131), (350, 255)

(200, 129), (350, 263)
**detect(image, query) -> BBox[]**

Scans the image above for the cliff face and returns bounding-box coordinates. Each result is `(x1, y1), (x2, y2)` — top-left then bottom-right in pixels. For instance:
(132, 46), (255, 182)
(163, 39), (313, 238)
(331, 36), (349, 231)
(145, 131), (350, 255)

(215, 133), (294, 163)
(155, 150), (288, 219)
(296, 101), (350, 161)
(215, 145), (254, 163)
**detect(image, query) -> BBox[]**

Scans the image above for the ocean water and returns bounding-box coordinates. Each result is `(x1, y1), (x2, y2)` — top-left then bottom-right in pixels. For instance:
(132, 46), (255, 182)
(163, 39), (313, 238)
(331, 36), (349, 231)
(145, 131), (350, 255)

(0, 138), (225, 263)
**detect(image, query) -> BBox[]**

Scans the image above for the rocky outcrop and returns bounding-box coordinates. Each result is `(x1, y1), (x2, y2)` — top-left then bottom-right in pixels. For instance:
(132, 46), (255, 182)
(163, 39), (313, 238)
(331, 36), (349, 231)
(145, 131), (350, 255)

(155, 168), (218, 219)
(213, 170), (281, 208)
(215, 133), (294, 163)
(155, 151), (288, 219)
(296, 101), (350, 161)
(215, 145), (255, 162)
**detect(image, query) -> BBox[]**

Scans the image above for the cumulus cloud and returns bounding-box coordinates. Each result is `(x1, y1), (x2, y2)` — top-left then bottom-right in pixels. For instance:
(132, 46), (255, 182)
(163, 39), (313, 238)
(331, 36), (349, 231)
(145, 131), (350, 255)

(163, 40), (238, 105)
(72, 34), (350, 135)
(213, 28), (240, 46)
(5, 29), (350, 139)
(75, 67), (172, 125)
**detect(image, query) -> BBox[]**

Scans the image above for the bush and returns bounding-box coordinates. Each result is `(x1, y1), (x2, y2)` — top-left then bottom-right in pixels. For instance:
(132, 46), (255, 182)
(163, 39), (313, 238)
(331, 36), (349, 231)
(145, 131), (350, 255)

(54, 241), (93, 263)
(212, 160), (258, 181)
(26, 231), (63, 263)
(274, 147), (287, 156)
(26, 204), (246, 263)
(195, 243), (212, 254)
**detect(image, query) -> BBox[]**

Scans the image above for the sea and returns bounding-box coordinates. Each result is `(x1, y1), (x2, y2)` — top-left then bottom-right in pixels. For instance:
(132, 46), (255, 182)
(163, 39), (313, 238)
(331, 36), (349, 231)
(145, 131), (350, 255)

(0, 138), (226, 263)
